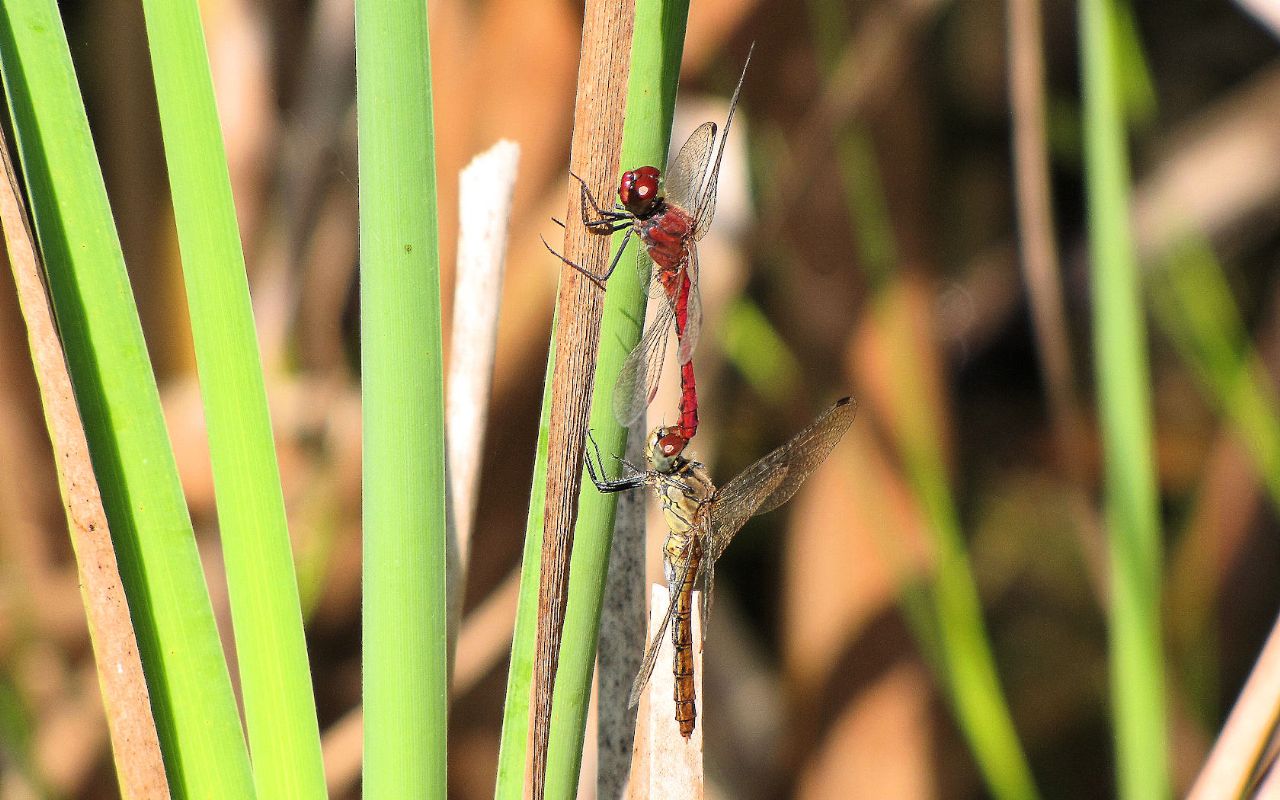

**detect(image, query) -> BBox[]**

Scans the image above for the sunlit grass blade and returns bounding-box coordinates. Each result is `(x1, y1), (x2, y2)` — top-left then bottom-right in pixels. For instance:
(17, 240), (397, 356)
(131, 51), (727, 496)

(802, 0), (1037, 795)
(0, 1), (255, 796)
(1080, 0), (1169, 795)
(356, 0), (448, 794)
(137, 1), (326, 795)
(1151, 237), (1280, 507)
(494, 4), (689, 796)
(876, 289), (1040, 800)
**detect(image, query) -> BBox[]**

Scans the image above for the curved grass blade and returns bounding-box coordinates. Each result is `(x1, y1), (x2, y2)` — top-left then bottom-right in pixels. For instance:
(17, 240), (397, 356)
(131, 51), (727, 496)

(137, 0), (326, 794)
(0, 1), (255, 795)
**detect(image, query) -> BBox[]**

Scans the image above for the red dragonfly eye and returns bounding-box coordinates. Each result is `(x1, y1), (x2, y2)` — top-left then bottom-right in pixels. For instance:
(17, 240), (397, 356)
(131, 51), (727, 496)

(656, 430), (687, 459)
(618, 166), (661, 216)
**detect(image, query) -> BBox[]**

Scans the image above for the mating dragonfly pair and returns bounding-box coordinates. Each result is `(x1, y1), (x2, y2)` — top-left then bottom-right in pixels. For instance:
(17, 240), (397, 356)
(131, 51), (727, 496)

(549, 44), (857, 739)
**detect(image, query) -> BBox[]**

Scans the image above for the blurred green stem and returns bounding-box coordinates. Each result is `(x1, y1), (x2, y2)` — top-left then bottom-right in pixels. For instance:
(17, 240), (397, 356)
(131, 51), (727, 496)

(1081, 0), (1169, 796)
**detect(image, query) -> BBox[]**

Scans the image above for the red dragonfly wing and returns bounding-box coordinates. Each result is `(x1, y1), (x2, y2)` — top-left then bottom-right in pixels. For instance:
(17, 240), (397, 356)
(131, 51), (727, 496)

(693, 43), (754, 240)
(628, 551), (698, 708)
(612, 295), (678, 427)
(707, 396), (856, 562)
(663, 121), (716, 214)
(674, 245), (702, 365)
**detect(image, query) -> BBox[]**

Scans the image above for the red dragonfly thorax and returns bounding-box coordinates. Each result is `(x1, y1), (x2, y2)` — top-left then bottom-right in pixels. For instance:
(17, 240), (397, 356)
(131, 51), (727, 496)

(641, 211), (695, 273)
(619, 166), (696, 272)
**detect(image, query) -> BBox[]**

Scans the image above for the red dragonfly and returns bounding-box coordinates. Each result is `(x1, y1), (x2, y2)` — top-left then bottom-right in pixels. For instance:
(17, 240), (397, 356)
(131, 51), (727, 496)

(548, 45), (754, 441)
(586, 396), (856, 736)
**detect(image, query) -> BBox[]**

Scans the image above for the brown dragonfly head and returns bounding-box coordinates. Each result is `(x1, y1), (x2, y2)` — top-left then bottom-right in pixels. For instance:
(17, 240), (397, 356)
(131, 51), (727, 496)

(646, 425), (689, 473)
(618, 166), (661, 217)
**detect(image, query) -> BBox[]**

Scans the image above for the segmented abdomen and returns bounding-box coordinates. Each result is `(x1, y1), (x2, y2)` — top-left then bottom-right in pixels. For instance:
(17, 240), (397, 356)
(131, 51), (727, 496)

(671, 545), (699, 738)
(673, 269), (698, 440)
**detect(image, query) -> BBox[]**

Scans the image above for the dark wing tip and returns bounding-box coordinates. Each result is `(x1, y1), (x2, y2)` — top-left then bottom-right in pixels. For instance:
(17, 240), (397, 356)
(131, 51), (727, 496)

(832, 395), (857, 418)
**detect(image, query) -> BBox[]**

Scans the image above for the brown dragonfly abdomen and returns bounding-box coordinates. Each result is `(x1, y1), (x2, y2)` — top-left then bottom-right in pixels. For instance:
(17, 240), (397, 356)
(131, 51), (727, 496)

(671, 544), (699, 739)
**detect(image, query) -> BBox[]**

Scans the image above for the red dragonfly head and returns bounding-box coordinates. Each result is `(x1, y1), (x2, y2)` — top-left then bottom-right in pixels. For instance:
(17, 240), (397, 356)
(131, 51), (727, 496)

(618, 166), (662, 216)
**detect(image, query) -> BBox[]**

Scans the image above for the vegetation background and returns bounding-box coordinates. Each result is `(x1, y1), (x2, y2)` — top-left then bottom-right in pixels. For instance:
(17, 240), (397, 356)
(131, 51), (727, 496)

(0, 0), (1278, 797)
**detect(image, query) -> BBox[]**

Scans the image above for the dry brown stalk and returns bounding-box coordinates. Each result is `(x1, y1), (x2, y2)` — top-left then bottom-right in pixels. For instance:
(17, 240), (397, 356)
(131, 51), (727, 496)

(528, 1), (636, 797)
(0, 122), (170, 799)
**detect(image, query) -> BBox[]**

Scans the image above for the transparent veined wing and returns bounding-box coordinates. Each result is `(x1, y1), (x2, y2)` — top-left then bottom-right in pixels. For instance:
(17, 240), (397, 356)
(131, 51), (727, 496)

(663, 121), (716, 214)
(612, 294), (678, 427)
(674, 245), (702, 365)
(693, 42), (754, 239)
(707, 397), (857, 561)
(628, 551), (698, 708)
(698, 532), (714, 644)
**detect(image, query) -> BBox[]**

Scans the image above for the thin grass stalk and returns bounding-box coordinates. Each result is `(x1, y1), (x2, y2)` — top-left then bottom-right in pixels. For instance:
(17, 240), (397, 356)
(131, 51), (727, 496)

(494, 354), (555, 797)
(137, 1), (326, 794)
(597, 421), (648, 798)
(525, 3), (636, 797)
(493, 3), (686, 795)
(802, 2), (1036, 793)
(880, 292), (1039, 800)
(1080, 0), (1169, 795)
(0, 1), (255, 796)
(545, 6), (689, 796)
(1187, 606), (1280, 799)
(1151, 238), (1280, 507)
(356, 0), (447, 793)
(1005, 0), (1108, 598)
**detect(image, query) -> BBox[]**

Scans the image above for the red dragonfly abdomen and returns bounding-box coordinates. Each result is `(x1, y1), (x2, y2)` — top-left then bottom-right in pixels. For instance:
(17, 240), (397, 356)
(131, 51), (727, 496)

(641, 207), (694, 272)
(673, 269), (698, 440)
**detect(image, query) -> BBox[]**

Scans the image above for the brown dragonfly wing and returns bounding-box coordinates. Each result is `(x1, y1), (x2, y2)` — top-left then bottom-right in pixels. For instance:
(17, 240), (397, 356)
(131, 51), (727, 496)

(663, 121), (716, 214)
(628, 553), (698, 708)
(698, 529), (715, 644)
(612, 295), (677, 427)
(693, 43), (755, 240)
(707, 396), (857, 562)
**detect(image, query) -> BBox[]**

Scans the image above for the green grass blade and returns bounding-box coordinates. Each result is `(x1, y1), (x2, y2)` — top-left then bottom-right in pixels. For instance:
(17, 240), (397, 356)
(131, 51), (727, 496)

(356, 0), (447, 794)
(494, 5), (689, 796)
(545, 11), (690, 795)
(879, 296), (1040, 800)
(0, 2), (256, 797)
(1080, 0), (1169, 795)
(137, 0), (325, 795)
(718, 296), (803, 405)
(803, 0), (1037, 794)
(494, 340), (556, 796)
(1151, 237), (1280, 508)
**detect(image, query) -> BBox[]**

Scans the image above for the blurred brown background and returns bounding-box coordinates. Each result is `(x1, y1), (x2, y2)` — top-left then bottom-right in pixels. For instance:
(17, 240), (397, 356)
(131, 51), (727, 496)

(2, 0), (1280, 797)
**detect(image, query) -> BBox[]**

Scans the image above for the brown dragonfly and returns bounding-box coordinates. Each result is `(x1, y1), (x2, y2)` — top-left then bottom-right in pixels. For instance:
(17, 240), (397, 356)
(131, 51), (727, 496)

(586, 397), (857, 737)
